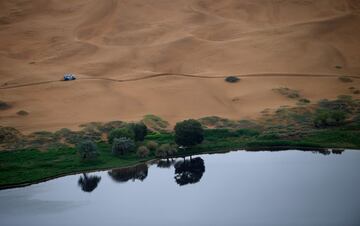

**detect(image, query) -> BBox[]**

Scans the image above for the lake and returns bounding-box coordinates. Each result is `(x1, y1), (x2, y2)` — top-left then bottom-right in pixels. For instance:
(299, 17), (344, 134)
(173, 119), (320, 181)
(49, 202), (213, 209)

(0, 149), (359, 226)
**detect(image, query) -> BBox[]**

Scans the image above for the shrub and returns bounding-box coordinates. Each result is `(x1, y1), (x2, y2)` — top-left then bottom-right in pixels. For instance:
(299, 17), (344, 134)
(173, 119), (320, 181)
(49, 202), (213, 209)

(146, 141), (158, 151)
(167, 144), (178, 156)
(16, 110), (29, 116)
(136, 146), (150, 158)
(142, 114), (169, 132)
(314, 110), (347, 128)
(77, 140), (98, 160)
(338, 76), (353, 83)
(298, 98), (310, 105)
(174, 119), (204, 147)
(129, 122), (147, 141)
(155, 144), (170, 158)
(0, 101), (11, 110)
(273, 87), (300, 99)
(112, 137), (135, 155)
(108, 128), (135, 144)
(225, 76), (240, 83)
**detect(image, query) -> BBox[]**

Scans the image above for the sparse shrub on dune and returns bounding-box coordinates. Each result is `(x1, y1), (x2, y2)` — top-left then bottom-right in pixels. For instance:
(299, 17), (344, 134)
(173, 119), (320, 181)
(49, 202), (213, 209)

(225, 76), (240, 83)
(338, 76), (353, 83)
(273, 87), (301, 99)
(16, 110), (29, 116)
(142, 115), (169, 132)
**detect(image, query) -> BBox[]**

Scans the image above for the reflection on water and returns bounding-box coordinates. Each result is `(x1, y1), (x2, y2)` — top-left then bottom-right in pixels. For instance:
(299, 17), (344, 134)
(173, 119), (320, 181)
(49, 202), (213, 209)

(77, 149), (346, 193)
(78, 174), (101, 193)
(108, 163), (148, 183)
(174, 157), (205, 186)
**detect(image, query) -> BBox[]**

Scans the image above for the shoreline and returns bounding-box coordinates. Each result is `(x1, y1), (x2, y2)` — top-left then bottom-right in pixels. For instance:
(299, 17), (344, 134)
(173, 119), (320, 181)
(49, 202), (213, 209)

(0, 146), (350, 190)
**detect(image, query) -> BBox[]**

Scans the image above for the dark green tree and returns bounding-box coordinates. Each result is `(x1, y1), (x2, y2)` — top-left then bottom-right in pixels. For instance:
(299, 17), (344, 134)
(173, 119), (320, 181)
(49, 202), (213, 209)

(129, 122), (148, 141)
(174, 119), (204, 147)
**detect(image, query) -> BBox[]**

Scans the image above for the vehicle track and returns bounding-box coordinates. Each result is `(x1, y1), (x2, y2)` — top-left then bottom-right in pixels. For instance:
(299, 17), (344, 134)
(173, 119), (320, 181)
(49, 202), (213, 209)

(0, 72), (359, 90)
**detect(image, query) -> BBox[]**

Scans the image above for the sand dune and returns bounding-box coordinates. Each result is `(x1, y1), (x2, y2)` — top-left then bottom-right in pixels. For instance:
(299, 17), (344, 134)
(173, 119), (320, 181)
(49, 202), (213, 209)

(0, 0), (360, 132)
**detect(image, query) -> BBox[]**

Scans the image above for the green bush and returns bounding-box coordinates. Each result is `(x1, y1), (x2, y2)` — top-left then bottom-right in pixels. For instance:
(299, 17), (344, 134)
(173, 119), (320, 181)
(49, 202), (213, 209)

(174, 119), (204, 147)
(314, 110), (347, 128)
(136, 146), (150, 158)
(146, 141), (158, 151)
(112, 137), (135, 155)
(155, 144), (170, 158)
(108, 128), (135, 144)
(77, 140), (98, 160)
(128, 122), (147, 141)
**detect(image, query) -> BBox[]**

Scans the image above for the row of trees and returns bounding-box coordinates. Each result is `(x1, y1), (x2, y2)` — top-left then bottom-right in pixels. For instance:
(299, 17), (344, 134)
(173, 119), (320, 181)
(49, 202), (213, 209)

(77, 119), (204, 160)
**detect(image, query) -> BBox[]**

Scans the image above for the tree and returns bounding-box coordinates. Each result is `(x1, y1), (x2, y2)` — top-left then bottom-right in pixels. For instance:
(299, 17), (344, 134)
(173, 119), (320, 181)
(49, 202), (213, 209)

(136, 146), (150, 158)
(78, 173), (101, 192)
(129, 122), (148, 141)
(174, 119), (204, 147)
(112, 137), (135, 155)
(108, 128), (135, 144)
(76, 140), (98, 160)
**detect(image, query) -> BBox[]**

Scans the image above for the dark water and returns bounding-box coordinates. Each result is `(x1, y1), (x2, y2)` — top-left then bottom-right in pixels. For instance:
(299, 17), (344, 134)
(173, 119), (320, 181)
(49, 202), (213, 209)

(1, 149), (360, 226)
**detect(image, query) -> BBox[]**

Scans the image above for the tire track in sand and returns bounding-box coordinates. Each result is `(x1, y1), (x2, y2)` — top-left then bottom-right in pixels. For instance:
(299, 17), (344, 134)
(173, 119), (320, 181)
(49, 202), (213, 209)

(1, 72), (359, 90)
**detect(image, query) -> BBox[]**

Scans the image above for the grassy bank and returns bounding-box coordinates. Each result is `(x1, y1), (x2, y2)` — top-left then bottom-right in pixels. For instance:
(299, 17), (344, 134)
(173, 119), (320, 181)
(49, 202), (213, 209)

(1, 95), (360, 188)
(1, 127), (359, 189)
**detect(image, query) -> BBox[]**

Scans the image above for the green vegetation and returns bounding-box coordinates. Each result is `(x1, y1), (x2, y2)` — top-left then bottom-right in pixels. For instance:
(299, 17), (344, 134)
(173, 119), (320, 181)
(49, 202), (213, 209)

(1, 96), (360, 188)
(174, 119), (204, 147)
(129, 122), (148, 141)
(136, 146), (150, 158)
(108, 128), (135, 144)
(77, 140), (98, 160)
(225, 76), (240, 83)
(142, 114), (169, 132)
(112, 137), (135, 155)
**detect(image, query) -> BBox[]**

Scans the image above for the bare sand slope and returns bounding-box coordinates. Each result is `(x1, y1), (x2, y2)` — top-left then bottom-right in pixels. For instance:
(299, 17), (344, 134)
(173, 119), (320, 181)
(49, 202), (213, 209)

(0, 0), (360, 132)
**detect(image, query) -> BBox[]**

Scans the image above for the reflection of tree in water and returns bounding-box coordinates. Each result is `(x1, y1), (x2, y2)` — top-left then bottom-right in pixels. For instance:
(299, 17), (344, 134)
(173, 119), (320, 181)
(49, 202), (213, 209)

(157, 159), (175, 168)
(174, 157), (205, 186)
(108, 164), (148, 183)
(78, 173), (101, 193)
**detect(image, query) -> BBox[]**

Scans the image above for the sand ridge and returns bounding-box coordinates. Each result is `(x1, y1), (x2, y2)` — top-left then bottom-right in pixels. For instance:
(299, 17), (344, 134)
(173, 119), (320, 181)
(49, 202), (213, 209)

(0, 0), (360, 132)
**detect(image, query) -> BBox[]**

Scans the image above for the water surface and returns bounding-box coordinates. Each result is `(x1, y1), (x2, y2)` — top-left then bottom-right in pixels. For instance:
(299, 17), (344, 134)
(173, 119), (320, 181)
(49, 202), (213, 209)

(1, 150), (359, 226)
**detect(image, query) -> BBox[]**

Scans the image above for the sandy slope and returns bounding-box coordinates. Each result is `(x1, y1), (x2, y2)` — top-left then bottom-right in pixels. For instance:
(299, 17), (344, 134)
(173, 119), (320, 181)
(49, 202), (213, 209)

(0, 0), (360, 132)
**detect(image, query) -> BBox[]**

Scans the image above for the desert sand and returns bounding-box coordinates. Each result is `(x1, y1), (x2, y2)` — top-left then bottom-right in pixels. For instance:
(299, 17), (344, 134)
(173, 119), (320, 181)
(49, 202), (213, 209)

(0, 0), (360, 133)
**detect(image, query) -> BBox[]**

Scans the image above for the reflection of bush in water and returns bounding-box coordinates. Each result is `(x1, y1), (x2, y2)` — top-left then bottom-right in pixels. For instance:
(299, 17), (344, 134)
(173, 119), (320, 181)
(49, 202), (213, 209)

(174, 157), (205, 186)
(78, 173), (101, 192)
(108, 164), (148, 183)
(157, 159), (175, 168)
